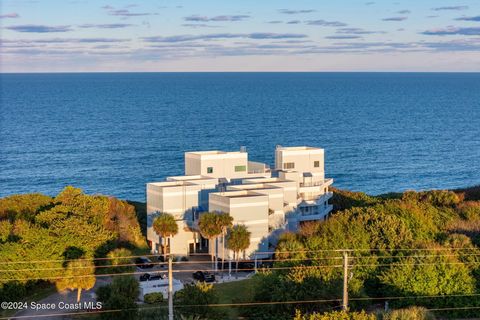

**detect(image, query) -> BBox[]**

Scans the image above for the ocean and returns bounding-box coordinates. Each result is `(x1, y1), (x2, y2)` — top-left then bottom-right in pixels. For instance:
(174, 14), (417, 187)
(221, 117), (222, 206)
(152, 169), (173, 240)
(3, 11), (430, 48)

(1, 72), (479, 202)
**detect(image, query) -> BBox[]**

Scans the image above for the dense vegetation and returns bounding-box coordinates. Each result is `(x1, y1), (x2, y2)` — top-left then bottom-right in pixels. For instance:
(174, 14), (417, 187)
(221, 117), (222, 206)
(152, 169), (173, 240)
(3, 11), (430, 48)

(3, 185), (480, 320)
(239, 187), (480, 319)
(0, 186), (147, 303)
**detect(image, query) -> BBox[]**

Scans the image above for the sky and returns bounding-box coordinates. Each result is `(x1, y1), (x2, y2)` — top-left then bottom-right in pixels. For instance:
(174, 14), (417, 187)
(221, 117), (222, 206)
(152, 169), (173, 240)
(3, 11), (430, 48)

(1, 0), (480, 72)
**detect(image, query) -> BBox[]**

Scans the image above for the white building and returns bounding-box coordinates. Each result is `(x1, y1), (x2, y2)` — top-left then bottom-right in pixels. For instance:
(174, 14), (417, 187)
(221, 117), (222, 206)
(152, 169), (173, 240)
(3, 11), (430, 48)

(146, 146), (333, 259)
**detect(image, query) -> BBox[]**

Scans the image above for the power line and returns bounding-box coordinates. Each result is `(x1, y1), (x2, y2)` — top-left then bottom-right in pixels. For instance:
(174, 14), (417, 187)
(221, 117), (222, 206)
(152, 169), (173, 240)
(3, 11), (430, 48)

(3, 293), (480, 319)
(0, 264), (345, 282)
(3, 252), (480, 275)
(1, 247), (478, 266)
(0, 256), (347, 273)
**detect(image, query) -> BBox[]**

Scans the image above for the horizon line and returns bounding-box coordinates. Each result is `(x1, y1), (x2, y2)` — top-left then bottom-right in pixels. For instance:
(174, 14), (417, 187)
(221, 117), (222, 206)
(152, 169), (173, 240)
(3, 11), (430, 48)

(2, 71), (480, 74)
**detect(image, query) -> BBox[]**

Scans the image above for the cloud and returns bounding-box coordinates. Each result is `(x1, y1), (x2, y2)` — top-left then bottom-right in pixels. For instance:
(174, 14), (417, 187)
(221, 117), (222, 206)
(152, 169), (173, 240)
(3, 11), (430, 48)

(278, 9), (315, 14)
(5, 25), (72, 33)
(0, 13), (20, 19)
(108, 9), (152, 16)
(432, 6), (469, 11)
(421, 26), (480, 36)
(396, 10), (411, 14)
(306, 20), (347, 27)
(456, 16), (480, 22)
(287, 20), (301, 24)
(422, 39), (480, 51)
(143, 33), (307, 43)
(184, 15), (250, 22)
(249, 32), (306, 39)
(1, 38), (130, 44)
(325, 35), (363, 39)
(101, 6), (154, 17)
(336, 27), (383, 35)
(382, 16), (407, 21)
(182, 24), (220, 28)
(267, 20), (283, 24)
(78, 23), (134, 29)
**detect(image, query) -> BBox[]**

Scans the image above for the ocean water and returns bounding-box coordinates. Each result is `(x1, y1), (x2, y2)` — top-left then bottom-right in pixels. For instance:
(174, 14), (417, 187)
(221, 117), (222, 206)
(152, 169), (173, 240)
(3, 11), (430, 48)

(1, 72), (479, 202)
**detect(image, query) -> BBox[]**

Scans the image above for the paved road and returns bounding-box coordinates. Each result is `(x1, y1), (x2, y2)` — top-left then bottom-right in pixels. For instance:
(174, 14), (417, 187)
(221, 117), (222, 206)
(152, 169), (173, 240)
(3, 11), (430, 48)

(12, 278), (110, 320)
(11, 256), (252, 319)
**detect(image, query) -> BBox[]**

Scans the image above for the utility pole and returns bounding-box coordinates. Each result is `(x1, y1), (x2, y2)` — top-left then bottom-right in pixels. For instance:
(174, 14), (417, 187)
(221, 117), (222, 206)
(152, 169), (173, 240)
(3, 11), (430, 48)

(168, 255), (173, 320)
(342, 250), (349, 311)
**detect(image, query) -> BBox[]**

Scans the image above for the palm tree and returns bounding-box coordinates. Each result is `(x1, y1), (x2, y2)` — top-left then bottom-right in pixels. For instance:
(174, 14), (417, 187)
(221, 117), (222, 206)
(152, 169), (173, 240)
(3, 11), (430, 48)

(217, 213), (233, 274)
(198, 212), (223, 271)
(56, 258), (96, 302)
(153, 213), (178, 261)
(226, 224), (251, 274)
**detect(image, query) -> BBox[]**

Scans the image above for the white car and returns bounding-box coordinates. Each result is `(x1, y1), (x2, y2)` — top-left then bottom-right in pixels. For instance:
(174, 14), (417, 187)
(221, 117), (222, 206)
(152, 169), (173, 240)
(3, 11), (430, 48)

(139, 277), (184, 300)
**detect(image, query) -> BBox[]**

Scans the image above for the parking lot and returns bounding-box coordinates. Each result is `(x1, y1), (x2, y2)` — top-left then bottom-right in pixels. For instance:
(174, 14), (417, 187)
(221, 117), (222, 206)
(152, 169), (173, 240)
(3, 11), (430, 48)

(135, 254), (254, 284)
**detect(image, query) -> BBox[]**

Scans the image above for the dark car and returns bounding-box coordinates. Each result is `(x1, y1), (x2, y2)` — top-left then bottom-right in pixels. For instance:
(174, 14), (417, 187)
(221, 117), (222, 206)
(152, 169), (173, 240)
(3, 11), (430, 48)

(192, 271), (215, 283)
(140, 273), (166, 282)
(135, 257), (154, 269)
(238, 261), (255, 270)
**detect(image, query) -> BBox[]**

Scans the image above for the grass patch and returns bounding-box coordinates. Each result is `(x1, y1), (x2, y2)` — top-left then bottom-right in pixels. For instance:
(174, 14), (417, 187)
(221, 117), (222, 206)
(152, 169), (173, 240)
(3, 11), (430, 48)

(213, 278), (256, 319)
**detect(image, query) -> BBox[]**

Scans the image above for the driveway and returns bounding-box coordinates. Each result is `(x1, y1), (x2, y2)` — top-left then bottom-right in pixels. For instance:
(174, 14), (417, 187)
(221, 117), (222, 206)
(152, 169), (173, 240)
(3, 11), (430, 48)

(11, 278), (110, 320)
(11, 256), (252, 319)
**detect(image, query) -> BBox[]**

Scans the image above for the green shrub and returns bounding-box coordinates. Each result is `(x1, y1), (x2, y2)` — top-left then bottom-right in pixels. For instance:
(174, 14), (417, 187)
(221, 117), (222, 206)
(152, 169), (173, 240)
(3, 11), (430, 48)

(383, 306), (435, 320)
(419, 190), (460, 207)
(294, 310), (376, 320)
(144, 292), (164, 304)
(457, 201), (480, 221)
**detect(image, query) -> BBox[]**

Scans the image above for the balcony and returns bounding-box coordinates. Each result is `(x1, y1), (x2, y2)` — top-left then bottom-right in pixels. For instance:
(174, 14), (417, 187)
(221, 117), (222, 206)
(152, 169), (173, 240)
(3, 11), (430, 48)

(299, 178), (334, 188)
(300, 191), (333, 202)
(297, 204), (333, 222)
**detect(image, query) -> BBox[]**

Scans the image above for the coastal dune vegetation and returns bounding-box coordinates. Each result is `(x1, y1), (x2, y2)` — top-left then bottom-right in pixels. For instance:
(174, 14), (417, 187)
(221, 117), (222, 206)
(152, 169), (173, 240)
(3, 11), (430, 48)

(0, 186), (147, 304)
(236, 186), (480, 319)
(2, 185), (480, 319)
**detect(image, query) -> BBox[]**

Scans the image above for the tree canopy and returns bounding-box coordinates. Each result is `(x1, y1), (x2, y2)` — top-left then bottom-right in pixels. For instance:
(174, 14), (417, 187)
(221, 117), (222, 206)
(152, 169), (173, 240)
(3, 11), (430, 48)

(0, 186), (146, 302)
(55, 258), (96, 302)
(152, 213), (178, 238)
(241, 189), (480, 319)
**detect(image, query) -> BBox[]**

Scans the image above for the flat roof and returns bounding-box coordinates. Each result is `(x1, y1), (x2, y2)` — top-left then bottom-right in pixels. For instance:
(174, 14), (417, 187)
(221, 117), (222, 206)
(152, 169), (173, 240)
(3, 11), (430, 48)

(211, 190), (267, 199)
(276, 146), (323, 151)
(185, 150), (245, 155)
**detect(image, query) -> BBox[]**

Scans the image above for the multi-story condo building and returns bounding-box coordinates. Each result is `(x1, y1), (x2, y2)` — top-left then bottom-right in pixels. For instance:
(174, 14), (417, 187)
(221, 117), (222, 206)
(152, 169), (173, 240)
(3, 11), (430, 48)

(146, 146), (333, 260)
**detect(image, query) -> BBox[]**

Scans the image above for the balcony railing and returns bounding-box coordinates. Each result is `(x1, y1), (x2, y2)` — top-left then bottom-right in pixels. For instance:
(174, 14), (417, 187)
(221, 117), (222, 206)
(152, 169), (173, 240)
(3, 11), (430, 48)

(299, 178), (333, 188)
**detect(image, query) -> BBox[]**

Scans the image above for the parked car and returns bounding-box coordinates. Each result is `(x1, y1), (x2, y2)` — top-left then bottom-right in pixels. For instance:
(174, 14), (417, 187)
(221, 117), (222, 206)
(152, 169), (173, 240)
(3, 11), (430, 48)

(192, 271), (215, 282)
(140, 273), (166, 282)
(135, 257), (154, 269)
(238, 261), (255, 270)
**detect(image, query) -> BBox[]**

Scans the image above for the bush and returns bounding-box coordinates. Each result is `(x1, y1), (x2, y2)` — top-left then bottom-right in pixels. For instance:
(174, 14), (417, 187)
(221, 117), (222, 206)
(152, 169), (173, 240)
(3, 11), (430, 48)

(294, 310), (376, 320)
(419, 190), (460, 207)
(174, 282), (225, 319)
(96, 276), (139, 320)
(457, 201), (480, 221)
(106, 248), (134, 273)
(144, 292), (163, 304)
(383, 306), (435, 320)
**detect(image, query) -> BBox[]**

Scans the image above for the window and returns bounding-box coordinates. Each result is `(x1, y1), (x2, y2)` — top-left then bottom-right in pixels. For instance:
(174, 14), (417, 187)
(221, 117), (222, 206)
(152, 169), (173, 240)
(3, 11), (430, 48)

(234, 165), (246, 172)
(207, 167), (213, 174)
(314, 161), (320, 168)
(284, 162), (295, 169)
